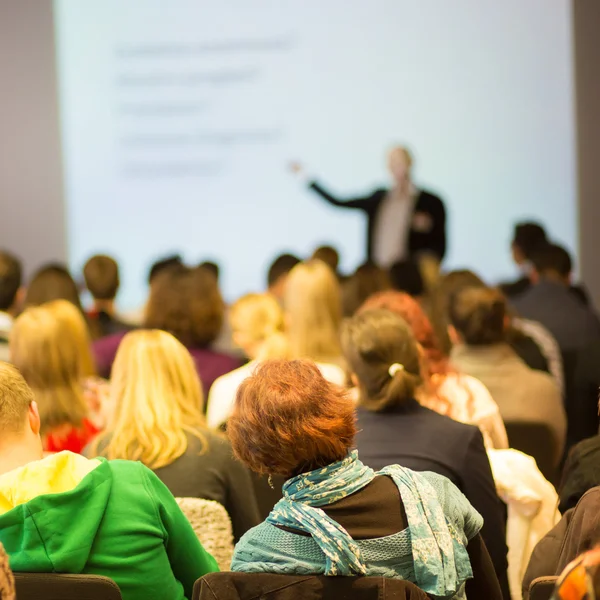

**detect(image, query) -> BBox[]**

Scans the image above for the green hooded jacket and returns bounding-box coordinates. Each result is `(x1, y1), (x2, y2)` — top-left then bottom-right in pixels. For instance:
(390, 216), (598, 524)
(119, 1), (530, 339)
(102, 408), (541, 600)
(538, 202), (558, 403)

(0, 452), (218, 600)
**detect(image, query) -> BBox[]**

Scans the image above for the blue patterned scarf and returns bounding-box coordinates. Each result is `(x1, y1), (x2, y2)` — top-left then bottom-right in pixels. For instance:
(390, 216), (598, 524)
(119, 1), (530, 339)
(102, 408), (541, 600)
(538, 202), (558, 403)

(268, 451), (472, 596)
(267, 450), (375, 576)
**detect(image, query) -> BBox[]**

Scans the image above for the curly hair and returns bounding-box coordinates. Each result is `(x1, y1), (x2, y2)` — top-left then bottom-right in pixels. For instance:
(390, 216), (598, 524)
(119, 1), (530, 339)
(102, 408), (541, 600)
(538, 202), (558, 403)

(228, 359), (356, 478)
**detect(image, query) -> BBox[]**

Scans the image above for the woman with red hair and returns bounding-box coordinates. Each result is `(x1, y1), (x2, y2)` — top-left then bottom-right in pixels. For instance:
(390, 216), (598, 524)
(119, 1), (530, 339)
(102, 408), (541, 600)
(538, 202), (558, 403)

(228, 359), (502, 599)
(359, 291), (508, 450)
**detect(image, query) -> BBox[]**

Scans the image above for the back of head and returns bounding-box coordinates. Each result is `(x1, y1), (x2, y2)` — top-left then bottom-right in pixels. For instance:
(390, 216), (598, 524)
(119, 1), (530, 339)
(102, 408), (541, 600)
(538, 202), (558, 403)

(104, 329), (206, 468)
(530, 242), (573, 281)
(341, 308), (422, 412)
(145, 265), (223, 348)
(24, 264), (82, 311)
(228, 359), (356, 478)
(341, 262), (392, 317)
(147, 254), (183, 285)
(0, 251), (22, 313)
(0, 362), (34, 436)
(10, 304), (87, 433)
(229, 293), (289, 360)
(83, 254), (120, 301)
(199, 261), (220, 281)
(389, 260), (424, 297)
(449, 286), (506, 346)
(311, 245), (340, 273)
(512, 222), (548, 261)
(267, 253), (301, 288)
(427, 270), (487, 354)
(358, 290), (448, 376)
(284, 260), (342, 362)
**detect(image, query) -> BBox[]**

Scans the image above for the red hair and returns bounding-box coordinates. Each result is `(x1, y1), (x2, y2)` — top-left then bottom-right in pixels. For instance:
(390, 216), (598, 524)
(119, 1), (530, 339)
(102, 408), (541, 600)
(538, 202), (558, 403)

(228, 359), (356, 478)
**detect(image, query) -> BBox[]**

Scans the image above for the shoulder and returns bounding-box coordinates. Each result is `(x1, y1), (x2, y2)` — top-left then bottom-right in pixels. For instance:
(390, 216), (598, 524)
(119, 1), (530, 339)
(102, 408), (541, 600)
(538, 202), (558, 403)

(314, 362), (346, 386)
(209, 363), (255, 396)
(527, 369), (561, 394)
(416, 189), (444, 206)
(442, 373), (498, 412)
(92, 331), (126, 353)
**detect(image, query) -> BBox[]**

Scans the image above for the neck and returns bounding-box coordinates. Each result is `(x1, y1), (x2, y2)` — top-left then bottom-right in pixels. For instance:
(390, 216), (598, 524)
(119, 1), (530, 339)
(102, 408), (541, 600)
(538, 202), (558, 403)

(539, 273), (568, 286)
(94, 299), (115, 314)
(393, 177), (411, 194)
(0, 437), (44, 477)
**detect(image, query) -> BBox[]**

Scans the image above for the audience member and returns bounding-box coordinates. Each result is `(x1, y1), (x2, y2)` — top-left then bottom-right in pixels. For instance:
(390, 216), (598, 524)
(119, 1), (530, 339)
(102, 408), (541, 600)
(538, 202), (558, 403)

(512, 243), (600, 354)
(311, 245), (340, 274)
(83, 254), (131, 337)
(89, 329), (259, 542)
(24, 263), (82, 310)
(389, 259), (425, 298)
(522, 487), (600, 599)
(358, 291), (507, 449)
(207, 293), (346, 430)
(10, 301), (101, 453)
(0, 362), (217, 599)
(571, 341), (600, 444)
(558, 436), (600, 514)
(0, 251), (21, 363)
(550, 546), (600, 600)
(500, 222), (548, 299)
(342, 309), (509, 598)
(0, 542), (14, 600)
(93, 265), (240, 394)
(449, 286), (566, 464)
(229, 359), (502, 599)
(341, 261), (391, 317)
(266, 253), (301, 302)
(284, 260), (346, 368)
(428, 269), (564, 392)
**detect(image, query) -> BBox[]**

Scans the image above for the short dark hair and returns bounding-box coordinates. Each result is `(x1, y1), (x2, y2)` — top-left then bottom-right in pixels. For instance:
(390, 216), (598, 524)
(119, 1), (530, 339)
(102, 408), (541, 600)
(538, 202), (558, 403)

(531, 243), (572, 278)
(311, 246), (339, 272)
(145, 265), (224, 348)
(512, 222), (548, 260)
(389, 260), (424, 297)
(267, 253), (301, 288)
(148, 255), (183, 285)
(0, 251), (22, 311)
(199, 261), (220, 281)
(83, 255), (119, 300)
(24, 264), (82, 312)
(449, 286), (506, 346)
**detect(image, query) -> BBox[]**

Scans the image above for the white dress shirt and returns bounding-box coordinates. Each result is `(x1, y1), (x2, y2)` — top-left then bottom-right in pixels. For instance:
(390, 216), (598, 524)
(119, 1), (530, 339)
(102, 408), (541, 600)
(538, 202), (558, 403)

(372, 185), (417, 268)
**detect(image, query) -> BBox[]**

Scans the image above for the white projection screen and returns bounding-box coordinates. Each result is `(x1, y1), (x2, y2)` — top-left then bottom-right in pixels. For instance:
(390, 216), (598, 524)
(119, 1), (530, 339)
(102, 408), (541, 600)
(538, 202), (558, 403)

(53, 0), (576, 308)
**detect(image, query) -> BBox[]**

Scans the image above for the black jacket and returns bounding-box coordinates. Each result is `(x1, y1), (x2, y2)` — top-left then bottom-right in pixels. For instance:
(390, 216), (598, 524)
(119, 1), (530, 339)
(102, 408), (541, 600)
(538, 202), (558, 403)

(355, 401), (510, 600)
(309, 182), (446, 262)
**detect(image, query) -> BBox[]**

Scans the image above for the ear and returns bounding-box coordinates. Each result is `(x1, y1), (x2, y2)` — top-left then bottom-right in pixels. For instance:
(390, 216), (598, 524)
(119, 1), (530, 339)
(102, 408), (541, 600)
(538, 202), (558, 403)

(503, 315), (512, 332)
(447, 325), (461, 346)
(350, 373), (359, 388)
(28, 401), (41, 436)
(14, 286), (27, 312)
(529, 268), (540, 284)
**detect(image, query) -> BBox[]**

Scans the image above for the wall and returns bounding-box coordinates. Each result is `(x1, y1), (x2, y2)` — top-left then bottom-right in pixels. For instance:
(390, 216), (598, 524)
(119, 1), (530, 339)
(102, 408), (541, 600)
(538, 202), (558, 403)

(574, 0), (600, 304)
(0, 0), (66, 275)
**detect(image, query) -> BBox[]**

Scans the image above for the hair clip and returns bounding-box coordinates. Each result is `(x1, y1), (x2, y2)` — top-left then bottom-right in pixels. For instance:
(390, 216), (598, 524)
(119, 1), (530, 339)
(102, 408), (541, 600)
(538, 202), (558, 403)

(388, 363), (404, 377)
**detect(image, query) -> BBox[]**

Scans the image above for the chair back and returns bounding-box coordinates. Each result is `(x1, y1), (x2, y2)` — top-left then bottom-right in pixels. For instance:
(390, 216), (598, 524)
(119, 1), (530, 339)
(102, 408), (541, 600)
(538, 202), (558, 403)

(528, 576), (558, 600)
(176, 498), (234, 570)
(193, 572), (429, 600)
(14, 573), (121, 600)
(505, 421), (559, 485)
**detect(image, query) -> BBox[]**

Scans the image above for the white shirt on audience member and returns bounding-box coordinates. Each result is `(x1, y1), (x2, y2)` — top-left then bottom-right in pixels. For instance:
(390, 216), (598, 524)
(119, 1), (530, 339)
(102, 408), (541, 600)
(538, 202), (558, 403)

(372, 185), (417, 268)
(207, 360), (346, 430)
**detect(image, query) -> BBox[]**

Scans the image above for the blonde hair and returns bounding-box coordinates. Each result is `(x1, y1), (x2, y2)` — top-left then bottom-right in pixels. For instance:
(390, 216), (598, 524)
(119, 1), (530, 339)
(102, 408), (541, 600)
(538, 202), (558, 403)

(229, 293), (289, 360)
(49, 300), (96, 377)
(284, 260), (343, 363)
(97, 330), (207, 469)
(10, 303), (88, 434)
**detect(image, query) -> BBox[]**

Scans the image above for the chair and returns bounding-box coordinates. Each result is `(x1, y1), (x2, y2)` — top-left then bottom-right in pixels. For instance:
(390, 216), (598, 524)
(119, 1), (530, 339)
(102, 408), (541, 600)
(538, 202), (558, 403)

(505, 421), (559, 485)
(528, 576), (558, 600)
(13, 573), (121, 600)
(193, 573), (429, 600)
(176, 498), (235, 570)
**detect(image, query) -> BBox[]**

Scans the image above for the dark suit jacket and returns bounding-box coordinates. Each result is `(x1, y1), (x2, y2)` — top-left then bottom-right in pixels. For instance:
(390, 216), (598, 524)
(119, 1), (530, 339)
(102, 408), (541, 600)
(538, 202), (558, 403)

(355, 401), (509, 600)
(310, 182), (446, 262)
